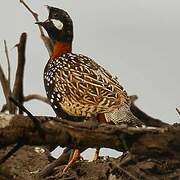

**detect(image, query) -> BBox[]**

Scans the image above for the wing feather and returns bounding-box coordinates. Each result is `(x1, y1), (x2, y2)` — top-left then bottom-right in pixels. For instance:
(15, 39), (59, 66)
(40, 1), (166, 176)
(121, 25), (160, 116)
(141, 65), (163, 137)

(46, 53), (129, 116)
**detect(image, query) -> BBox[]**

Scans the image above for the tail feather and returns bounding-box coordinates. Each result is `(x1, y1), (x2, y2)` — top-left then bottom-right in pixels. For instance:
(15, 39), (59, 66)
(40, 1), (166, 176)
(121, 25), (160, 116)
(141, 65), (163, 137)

(105, 104), (144, 127)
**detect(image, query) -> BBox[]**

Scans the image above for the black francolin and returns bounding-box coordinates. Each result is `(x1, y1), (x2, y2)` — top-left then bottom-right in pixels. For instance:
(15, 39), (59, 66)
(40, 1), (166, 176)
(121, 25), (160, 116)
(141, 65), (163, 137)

(37, 6), (143, 173)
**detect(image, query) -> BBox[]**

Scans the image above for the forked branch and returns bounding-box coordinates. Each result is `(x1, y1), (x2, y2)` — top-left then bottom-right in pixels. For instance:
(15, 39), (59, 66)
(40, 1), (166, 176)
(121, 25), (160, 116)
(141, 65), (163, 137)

(0, 60), (14, 113)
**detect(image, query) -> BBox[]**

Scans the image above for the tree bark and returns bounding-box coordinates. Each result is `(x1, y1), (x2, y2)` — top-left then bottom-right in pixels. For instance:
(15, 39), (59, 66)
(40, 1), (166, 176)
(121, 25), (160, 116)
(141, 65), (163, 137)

(0, 113), (180, 179)
(0, 114), (167, 150)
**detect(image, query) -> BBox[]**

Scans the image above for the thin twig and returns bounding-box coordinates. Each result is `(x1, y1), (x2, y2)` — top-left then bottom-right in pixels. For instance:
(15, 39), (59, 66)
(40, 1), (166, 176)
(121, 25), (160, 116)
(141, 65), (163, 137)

(176, 108), (180, 116)
(129, 95), (138, 104)
(20, 0), (43, 35)
(19, 0), (53, 54)
(3, 40), (11, 88)
(24, 94), (50, 104)
(3, 40), (13, 113)
(0, 139), (25, 164)
(0, 64), (8, 98)
(130, 100), (168, 127)
(0, 64), (14, 113)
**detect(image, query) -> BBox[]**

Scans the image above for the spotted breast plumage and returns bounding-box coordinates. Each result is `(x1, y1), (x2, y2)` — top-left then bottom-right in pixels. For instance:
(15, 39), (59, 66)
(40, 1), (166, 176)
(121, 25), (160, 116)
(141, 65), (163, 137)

(44, 53), (129, 118)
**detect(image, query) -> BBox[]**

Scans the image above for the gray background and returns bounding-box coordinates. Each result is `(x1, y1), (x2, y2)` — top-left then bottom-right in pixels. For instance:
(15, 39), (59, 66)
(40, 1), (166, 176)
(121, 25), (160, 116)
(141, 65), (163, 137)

(0, 0), (179, 158)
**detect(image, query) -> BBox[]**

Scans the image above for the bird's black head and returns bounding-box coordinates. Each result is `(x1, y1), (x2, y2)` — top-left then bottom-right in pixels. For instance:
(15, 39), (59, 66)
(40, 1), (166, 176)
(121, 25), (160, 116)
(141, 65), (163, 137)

(37, 6), (73, 42)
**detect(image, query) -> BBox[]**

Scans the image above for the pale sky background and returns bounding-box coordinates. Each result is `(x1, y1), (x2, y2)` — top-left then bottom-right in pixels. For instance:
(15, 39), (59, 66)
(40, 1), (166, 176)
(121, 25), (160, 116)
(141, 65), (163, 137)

(0, 0), (180, 158)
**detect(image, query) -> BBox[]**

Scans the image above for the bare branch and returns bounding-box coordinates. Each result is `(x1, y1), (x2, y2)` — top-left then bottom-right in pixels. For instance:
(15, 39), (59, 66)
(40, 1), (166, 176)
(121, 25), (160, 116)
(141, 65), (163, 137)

(0, 64), (9, 99)
(9, 96), (44, 135)
(19, 0), (42, 34)
(0, 114), (167, 150)
(176, 108), (180, 116)
(130, 96), (168, 127)
(24, 94), (50, 105)
(0, 140), (25, 164)
(129, 95), (138, 103)
(0, 64), (14, 113)
(12, 33), (27, 114)
(19, 0), (53, 54)
(0, 113), (179, 179)
(0, 104), (7, 112)
(3, 40), (11, 87)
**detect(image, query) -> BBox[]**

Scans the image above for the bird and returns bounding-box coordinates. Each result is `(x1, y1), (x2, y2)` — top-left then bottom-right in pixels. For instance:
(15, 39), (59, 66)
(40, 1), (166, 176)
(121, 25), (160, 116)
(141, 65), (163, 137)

(36, 6), (144, 173)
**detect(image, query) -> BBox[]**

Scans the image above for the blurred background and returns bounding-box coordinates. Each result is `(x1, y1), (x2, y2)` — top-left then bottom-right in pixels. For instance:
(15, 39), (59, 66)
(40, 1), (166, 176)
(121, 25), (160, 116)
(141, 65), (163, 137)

(0, 0), (179, 158)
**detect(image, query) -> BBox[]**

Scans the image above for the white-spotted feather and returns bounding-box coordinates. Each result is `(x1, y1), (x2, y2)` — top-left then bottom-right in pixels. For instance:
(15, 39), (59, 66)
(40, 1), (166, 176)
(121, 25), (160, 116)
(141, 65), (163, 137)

(44, 53), (129, 117)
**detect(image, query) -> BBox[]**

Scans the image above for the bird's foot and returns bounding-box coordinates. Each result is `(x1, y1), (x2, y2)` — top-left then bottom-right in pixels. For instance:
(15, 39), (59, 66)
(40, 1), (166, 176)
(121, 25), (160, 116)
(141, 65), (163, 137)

(62, 148), (80, 174)
(93, 148), (100, 161)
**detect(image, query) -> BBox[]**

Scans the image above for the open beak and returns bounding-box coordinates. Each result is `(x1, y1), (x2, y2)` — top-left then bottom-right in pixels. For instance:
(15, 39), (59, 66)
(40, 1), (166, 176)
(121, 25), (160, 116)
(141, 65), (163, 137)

(35, 21), (44, 26)
(35, 19), (51, 26)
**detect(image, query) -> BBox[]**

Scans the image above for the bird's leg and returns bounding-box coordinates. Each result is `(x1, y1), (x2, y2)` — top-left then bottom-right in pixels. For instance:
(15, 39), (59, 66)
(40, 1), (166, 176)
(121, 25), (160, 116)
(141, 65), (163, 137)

(93, 147), (100, 161)
(62, 148), (80, 173)
(97, 113), (107, 124)
(92, 113), (107, 161)
(69, 148), (84, 161)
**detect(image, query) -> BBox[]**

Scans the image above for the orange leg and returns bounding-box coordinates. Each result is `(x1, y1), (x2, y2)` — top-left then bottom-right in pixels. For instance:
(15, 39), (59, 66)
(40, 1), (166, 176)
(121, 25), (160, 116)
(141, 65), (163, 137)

(62, 148), (80, 173)
(97, 113), (107, 124)
(93, 148), (100, 161)
(93, 113), (107, 161)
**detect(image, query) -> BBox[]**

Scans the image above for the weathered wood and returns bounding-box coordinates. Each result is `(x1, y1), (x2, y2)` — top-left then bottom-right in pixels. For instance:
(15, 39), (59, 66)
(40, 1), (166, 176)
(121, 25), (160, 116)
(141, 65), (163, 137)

(0, 113), (179, 179)
(0, 114), (167, 151)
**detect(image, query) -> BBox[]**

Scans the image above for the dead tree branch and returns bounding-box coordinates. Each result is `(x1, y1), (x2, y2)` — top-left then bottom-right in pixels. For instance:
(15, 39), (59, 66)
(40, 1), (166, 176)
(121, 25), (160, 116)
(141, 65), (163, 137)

(176, 108), (180, 116)
(0, 114), (168, 150)
(12, 33), (27, 114)
(0, 65), (9, 103)
(1, 114), (180, 179)
(130, 95), (168, 127)
(3, 40), (11, 87)
(1, 33), (50, 114)
(0, 33), (27, 114)
(24, 94), (50, 104)
(0, 64), (14, 113)
(0, 41), (12, 113)
(19, 0), (53, 54)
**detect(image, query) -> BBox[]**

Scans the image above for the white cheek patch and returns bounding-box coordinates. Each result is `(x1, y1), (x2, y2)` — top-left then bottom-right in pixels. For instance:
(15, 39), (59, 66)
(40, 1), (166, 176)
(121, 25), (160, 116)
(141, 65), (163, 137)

(51, 19), (64, 30)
